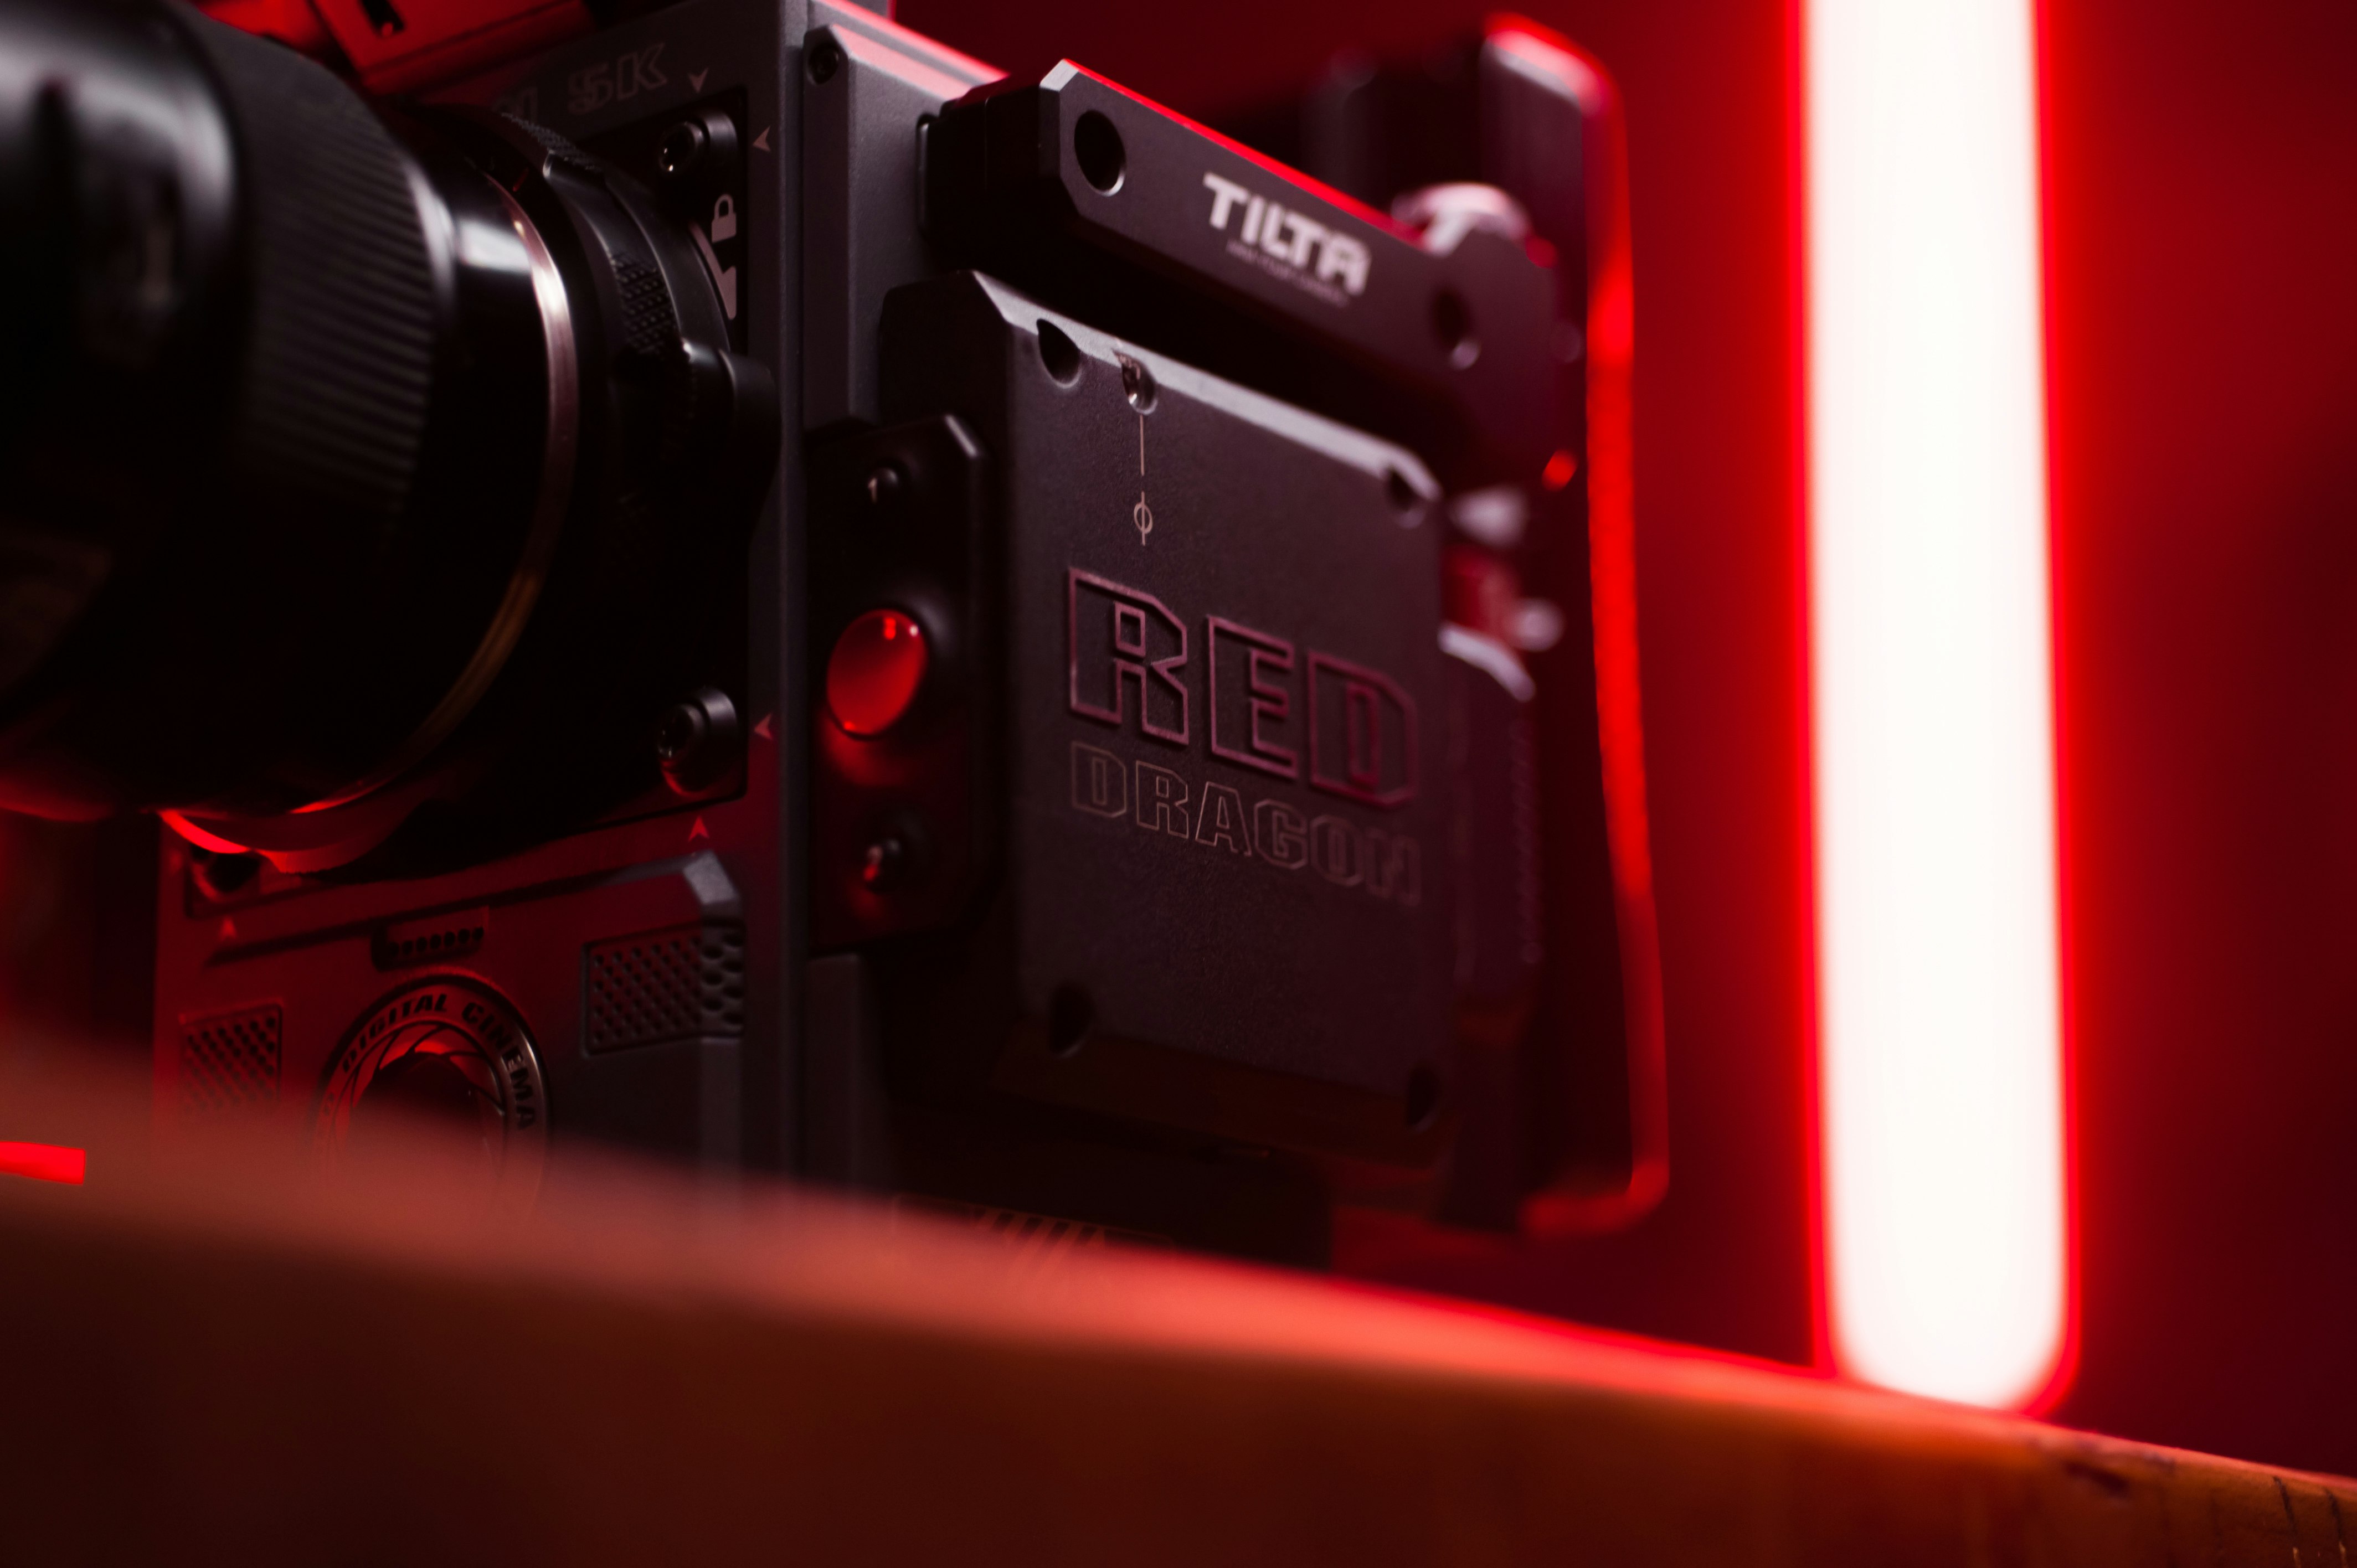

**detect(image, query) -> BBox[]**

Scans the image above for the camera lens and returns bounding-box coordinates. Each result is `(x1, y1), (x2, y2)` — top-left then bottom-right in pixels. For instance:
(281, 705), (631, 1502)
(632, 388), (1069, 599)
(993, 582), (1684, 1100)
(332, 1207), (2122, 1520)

(0, 0), (776, 869)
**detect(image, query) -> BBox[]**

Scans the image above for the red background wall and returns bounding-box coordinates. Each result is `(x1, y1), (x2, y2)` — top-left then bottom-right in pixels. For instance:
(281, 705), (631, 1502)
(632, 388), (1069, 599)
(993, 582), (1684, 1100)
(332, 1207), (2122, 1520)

(2040, 0), (2357, 1473)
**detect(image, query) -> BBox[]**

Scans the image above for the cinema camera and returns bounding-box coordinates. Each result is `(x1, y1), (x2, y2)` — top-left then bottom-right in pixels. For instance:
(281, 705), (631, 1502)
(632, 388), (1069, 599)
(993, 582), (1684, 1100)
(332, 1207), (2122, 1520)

(0, 0), (1661, 1258)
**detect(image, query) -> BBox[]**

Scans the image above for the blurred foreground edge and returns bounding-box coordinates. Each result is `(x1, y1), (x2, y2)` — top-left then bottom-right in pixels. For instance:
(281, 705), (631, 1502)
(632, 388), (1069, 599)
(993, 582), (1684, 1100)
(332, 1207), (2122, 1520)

(0, 1064), (2345, 1565)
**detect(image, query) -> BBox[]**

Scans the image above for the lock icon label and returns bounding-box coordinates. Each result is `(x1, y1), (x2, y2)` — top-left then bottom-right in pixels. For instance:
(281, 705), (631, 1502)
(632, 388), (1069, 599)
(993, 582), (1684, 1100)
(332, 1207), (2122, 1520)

(710, 194), (738, 244)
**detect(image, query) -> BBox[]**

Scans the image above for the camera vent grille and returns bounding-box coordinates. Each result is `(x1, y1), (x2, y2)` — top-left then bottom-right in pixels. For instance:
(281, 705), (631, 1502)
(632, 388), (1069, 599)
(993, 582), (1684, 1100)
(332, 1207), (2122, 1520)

(179, 1005), (282, 1115)
(584, 925), (745, 1054)
(373, 907), (489, 970)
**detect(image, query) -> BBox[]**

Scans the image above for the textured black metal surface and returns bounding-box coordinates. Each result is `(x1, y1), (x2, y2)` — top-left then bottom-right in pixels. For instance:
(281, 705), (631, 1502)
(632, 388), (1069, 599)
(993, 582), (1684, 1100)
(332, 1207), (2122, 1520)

(875, 272), (1453, 1162)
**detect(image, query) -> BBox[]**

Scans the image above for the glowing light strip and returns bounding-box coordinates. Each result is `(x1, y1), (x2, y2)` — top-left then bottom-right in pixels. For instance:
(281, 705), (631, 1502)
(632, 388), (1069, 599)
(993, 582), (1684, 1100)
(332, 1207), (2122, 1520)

(1803, 0), (2067, 1407)
(0, 1142), (86, 1185)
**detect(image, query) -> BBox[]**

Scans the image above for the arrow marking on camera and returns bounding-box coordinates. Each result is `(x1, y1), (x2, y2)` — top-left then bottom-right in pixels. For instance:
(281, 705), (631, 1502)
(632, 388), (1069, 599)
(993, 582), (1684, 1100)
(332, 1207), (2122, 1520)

(753, 127), (771, 152)
(688, 68), (708, 91)
(689, 221), (737, 318)
(689, 816), (710, 842)
(1133, 409), (1152, 544)
(753, 714), (774, 741)
(217, 918), (236, 942)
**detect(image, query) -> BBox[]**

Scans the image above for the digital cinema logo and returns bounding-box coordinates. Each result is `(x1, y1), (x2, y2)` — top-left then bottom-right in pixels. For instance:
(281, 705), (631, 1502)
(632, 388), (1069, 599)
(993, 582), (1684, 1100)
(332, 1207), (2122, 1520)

(1064, 569), (1420, 907)
(1201, 171), (1372, 307)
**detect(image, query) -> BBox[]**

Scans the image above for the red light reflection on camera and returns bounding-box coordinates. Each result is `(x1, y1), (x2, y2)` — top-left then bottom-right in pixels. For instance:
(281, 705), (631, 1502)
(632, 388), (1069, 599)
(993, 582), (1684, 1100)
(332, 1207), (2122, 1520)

(0, 1142), (86, 1184)
(827, 610), (931, 737)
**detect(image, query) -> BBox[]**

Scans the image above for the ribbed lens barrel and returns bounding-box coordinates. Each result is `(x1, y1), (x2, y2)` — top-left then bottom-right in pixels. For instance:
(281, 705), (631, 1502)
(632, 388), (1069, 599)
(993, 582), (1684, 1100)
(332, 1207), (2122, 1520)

(0, 0), (559, 818)
(0, 0), (775, 870)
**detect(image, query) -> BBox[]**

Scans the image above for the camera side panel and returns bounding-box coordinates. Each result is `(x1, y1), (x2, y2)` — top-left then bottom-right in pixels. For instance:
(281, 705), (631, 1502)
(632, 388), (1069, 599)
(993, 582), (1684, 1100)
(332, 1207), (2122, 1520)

(846, 275), (1453, 1164)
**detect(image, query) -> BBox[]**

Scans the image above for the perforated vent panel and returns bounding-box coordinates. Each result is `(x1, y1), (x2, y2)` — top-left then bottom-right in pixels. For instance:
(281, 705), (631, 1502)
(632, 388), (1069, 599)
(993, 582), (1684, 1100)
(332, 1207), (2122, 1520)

(373, 907), (487, 969)
(179, 1005), (282, 1114)
(584, 925), (745, 1054)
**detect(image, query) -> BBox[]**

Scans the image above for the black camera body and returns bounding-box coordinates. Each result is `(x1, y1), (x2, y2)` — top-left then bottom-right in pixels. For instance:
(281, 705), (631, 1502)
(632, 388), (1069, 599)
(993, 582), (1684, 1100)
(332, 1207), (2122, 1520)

(4, 0), (1658, 1260)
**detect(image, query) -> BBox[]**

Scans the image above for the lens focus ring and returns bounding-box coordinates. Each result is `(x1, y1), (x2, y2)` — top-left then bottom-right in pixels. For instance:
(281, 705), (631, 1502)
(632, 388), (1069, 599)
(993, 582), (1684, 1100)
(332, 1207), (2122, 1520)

(179, 19), (436, 529)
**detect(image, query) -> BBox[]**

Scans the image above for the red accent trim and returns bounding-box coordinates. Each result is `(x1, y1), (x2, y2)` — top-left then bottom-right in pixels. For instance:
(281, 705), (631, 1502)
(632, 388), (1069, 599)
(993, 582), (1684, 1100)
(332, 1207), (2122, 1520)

(159, 811), (253, 857)
(311, 0), (592, 95)
(1205, 617), (1299, 781)
(826, 609), (932, 738)
(1067, 570), (1190, 745)
(196, 0), (330, 52)
(1490, 14), (1669, 1236)
(1304, 652), (1418, 810)
(0, 1143), (85, 1185)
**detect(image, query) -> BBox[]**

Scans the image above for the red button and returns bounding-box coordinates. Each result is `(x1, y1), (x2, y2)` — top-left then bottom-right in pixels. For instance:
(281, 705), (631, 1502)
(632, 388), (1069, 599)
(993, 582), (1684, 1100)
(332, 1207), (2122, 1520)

(826, 609), (928, 736)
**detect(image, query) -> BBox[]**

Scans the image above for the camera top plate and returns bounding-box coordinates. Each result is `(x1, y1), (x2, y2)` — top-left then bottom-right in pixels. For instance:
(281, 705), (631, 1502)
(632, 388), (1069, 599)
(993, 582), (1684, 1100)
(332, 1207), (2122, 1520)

(922, 63), (1560, 491)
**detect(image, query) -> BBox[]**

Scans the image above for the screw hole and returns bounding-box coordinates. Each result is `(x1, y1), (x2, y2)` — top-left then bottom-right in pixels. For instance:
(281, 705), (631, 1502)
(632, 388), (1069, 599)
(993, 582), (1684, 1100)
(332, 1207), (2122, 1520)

(1048, 985), (1095, 1058)
(1116, 352), (1156, 412)
(861, 462), (905, 511)
(1430, 289), (1478, 368)
(859, 835), (908, 892)
(188, 847), (261, 901)
(1404, 1063), (1442, 1130)
(807, 35), (844, 83)
(1036, 319), (1084, 385)
(1073, 111), (1125, 193)
(1383, 467), (1422, 515)
(655, 121), (707, 182)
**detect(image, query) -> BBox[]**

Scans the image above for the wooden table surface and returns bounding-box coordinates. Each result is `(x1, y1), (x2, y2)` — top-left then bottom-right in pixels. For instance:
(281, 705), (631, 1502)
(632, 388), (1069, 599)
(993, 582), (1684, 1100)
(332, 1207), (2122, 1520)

(0, 1071), (2346, 1565)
